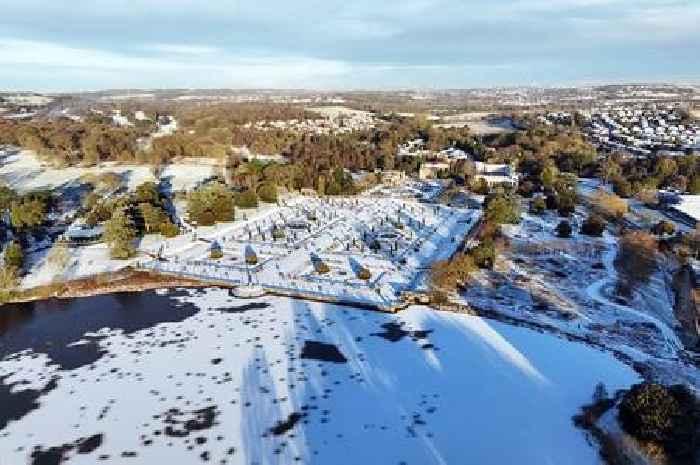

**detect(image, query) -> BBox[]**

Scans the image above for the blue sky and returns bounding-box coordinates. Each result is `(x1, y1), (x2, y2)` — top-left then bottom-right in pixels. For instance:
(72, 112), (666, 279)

(0, 0), (698, 91)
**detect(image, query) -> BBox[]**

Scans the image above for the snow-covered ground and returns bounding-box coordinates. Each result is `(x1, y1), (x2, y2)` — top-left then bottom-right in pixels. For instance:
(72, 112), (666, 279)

(0, 148), (214, 193)
(142, 192), (479, 308)
(0, 289), (640, 465)
(460, 210), (700, 391)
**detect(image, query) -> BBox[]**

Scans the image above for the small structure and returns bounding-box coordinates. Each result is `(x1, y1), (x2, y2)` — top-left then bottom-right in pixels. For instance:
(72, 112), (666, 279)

(419, 162), (450, 180)
(473, 161), (519, 189)
(209, 240), (223, 259)
(382, 170), (406, 187)
(61, 219), (104, 245)
(300, 188), (317, 197)
(245, 245), (258, 265)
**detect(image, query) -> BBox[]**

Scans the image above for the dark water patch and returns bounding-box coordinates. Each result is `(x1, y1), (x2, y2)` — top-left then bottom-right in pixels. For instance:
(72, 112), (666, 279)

(216, 302), (270, 313)
(300, 341), (347, 363)
(0, 289), (199, 370)
(0, 376), (57, 430)
(269, 412), (305, 436)
(163, 405), (219, 438)
(372, 322), (433, 343)
(30, 433), (103, 465)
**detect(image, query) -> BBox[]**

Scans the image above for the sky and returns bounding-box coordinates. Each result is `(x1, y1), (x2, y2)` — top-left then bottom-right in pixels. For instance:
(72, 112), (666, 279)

(0, 0), (698, 91)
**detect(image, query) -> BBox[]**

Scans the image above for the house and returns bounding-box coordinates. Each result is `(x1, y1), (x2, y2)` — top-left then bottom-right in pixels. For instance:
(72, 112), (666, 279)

(473, 162), (519, 188)
(382, 170), (406, 186)
(419, 162), (450, 180)
(300, 188), (317, 197)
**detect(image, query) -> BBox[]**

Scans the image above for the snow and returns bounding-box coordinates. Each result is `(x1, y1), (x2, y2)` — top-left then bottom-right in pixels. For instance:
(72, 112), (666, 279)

(141, 192), (480, 309)
(0, 148), (214, 193)
(671, 195), (700, 223)
(0, 290), (640, 465)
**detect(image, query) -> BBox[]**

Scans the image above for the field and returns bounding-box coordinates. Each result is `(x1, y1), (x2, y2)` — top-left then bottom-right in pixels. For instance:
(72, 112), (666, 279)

(0, 289), (640, 465)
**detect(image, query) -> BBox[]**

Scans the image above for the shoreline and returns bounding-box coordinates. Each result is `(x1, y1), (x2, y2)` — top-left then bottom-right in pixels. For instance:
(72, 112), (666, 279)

(1, 268), (225, 305)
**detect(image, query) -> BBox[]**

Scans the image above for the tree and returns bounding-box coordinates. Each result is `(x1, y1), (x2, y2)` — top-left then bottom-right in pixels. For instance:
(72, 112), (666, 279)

(103, 210), (136, 259)
(133, 181), (161, 206)
(471, 239), (496, 269)
(10, 198), (46, 231)
(581, 214), (606, 237)
(257, 182), (278, 203)
(485, 195), (520, 224)
(615, 231), (657, 293)
(139, 203), (169, 234)
(188, 182), (236, 225)
(3, 241), (24, 270)
(688, 175), (700, 194)
(556, 220), (572, 238)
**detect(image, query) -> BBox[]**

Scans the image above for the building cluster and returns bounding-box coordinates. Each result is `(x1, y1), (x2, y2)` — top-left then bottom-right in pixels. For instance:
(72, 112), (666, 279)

(538, 112), (573, 125)
(396, 138), (518, 187)
(242, 111), (375, 135)
(586, 105), (699, 156)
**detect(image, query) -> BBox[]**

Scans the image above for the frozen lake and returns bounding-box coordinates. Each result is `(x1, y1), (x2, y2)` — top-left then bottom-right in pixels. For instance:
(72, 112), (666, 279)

(0, 288), (639, 465)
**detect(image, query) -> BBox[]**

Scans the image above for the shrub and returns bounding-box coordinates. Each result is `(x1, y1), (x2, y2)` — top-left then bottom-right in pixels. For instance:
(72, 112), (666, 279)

(618, 383), (700, 462)
(430, 254), (477, 290)
(556, 220), (572, 238)
(530, 196), (546, 215)
(210, 248), (223, 259)
(581, 214), (606, 237)
(257, 182), (278, 203)
(357, 267), (371, 280)
(651, 221), (674, 236)
(235, 189), (259, 208)
(612, 178), (633, 198)
(271, 226), (285, 240)
(591, 189), (628, 219)
(159, 221), (179, 238)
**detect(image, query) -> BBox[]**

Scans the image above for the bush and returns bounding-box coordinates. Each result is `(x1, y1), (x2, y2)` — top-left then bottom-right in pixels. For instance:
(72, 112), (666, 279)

(271, 226), (285, 240)
(357, 267), (371, 280)
(581, 214), (606, 237)
(556, 220), (572, 238)
(210, 248), (223, 259)
(159, 221), (179, 238)
(618, 383), (700, 462)
(591, 189), (628, 219)
(530, 196), (546, 215)
(430, 254), (477, 290)
(235, 189), (259, 208)
(651, 221), (674, 236)
(257, 182), (278, 203)
(612, 178), (633, 198)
